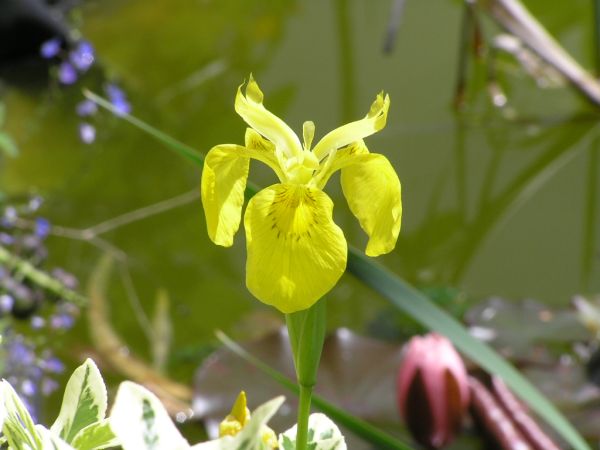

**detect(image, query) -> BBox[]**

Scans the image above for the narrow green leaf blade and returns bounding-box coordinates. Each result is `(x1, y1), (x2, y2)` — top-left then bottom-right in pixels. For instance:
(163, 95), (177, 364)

(51, 358), (108, 443)
(347, 251), (590, 450)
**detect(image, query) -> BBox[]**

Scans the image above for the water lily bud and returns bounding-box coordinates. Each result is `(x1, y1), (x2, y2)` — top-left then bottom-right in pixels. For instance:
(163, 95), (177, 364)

(396, 333), (470, 449)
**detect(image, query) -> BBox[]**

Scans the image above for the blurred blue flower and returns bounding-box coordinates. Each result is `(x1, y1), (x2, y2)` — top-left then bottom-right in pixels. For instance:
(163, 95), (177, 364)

(79, 122), (96, 144)
(76, 99), (98, 117)
(70, 41), (95, 72)
(58, 62), (77, 85)
(40, 38), (61, 59)
(0, 294), (14, 314)
(30, 316), (46, 329)
(50, 312), (75, 330)
(34, 217), (51, 238)
(105, 83), (131, 116)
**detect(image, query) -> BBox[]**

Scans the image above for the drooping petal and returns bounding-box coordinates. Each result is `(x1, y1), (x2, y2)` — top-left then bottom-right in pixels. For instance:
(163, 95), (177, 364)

(244, 184), (347, 313)
(336, 144), (402, 257)
(235, 75), (303, 159)
(201, 144), (250, 247)
(312, 92), (390, 160)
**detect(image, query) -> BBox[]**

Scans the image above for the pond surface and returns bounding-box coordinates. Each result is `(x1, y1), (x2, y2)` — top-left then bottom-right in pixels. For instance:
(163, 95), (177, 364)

(1, 0), (599, 427)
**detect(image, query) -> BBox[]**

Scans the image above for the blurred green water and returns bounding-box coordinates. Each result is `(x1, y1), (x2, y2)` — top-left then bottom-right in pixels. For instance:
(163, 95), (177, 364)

(0, 0), (599, 395)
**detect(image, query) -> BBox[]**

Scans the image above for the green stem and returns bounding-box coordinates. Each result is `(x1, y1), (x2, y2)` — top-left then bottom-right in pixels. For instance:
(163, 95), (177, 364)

(285, 300), (326, 450)
(296, 384), (313, 450)
(0, 244), (86, 306)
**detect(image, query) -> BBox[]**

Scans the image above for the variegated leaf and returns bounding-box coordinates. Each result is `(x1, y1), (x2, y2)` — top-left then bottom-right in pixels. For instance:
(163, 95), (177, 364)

(1, 380), (42, 450)
(279, 413), (346, 450)
(109, 381), (190, 450)
(70, 419), (119, 450)
(51, 359), (108, 443)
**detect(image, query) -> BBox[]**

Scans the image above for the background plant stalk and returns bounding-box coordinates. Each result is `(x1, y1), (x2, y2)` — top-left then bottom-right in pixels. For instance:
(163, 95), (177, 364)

(285, 299), (326, 450)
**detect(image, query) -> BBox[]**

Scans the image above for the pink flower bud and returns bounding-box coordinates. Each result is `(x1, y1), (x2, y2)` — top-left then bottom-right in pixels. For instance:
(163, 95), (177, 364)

(396, 333), (470, 449)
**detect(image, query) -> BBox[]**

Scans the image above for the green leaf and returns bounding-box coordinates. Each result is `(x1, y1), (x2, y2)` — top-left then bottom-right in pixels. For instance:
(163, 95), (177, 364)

(1, 380), (43, 449)
(0, 131), (18, 157)
(279, 413), (346, 450)
(70, 419), (119, 450)
(90, 95), (591, 450)
(51, 359), (108, 443)
(109, 381), (190, 450)
(190, 396), (284, 450)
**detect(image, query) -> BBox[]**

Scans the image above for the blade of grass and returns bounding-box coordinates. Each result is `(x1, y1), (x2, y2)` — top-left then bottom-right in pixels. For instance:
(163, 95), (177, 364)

(88, 93), (590, 450)
(215, 330), (415, 450)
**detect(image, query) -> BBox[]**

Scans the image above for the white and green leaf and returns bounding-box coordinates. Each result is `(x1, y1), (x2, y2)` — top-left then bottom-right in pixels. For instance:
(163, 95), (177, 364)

(1, 380), (43, 450)
(278, 413), (346, 450)
(36, 425), (77, 450)
(70, 419), (119, 450)
(109, 381), (190, 450)
(51, 358), (108, 443)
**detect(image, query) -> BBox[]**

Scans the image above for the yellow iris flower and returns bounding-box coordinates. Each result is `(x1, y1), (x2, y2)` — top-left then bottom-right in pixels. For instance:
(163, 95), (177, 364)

(201, 76), (402, 313)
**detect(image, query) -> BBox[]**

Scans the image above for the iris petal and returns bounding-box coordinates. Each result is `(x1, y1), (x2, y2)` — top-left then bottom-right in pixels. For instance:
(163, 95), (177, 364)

(340, 151), (402, 257)
(235, 76), (302, 159)
(312, 92), (390, 160)
(201, 144), (250, 247)
(244, 184), (347, 313)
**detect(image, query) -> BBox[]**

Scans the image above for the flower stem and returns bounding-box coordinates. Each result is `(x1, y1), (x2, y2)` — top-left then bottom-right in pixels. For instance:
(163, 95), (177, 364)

(295, 383), (313, 450)
(285, 299), (326, 450)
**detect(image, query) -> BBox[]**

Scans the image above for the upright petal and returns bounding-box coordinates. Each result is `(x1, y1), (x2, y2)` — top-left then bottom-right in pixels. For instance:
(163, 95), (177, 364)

(312, 92), (390, 160)
(340, 149), (402, 257)
(201, 144), (250, 247)
(244, 184), (347, 313)
(235, 76), (302, 158)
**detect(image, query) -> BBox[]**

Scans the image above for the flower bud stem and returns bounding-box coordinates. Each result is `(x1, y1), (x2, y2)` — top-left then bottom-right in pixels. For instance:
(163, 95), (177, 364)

(285, 298), (326, 450)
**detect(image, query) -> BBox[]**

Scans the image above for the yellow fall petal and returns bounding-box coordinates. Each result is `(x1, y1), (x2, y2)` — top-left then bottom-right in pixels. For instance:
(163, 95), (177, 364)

(244, 184), (347, 313)
(235, 75), (302, 159)
(340, 152), (402, 257)
(312, 92), (390, 160)
(201, 144), (250, 247)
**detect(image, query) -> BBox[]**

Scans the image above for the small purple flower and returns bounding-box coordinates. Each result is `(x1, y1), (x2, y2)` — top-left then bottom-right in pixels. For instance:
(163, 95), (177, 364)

(0, 232), (15, 245)
(0, 294), (14, 313)
(8, 341), (35, 366)
(34, 217), (51, 238)
(79, 122), (96, 144)
(40, 38), (61, 59)
(69, 41), (95, 72)
(27, 196), (43, 212)
(2, 206), (17, 226)
(21, 379), (37, 396)
(50, 312), (75, 330)
(76, 99), (98, 117)
(30, 316), (46, 329)
(51, 268), (79, 290)
(58, 62), (77, 85)
(105, 83), (131, 116)
(41, 378), (59, 396)
(43, 356), (65, 374)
